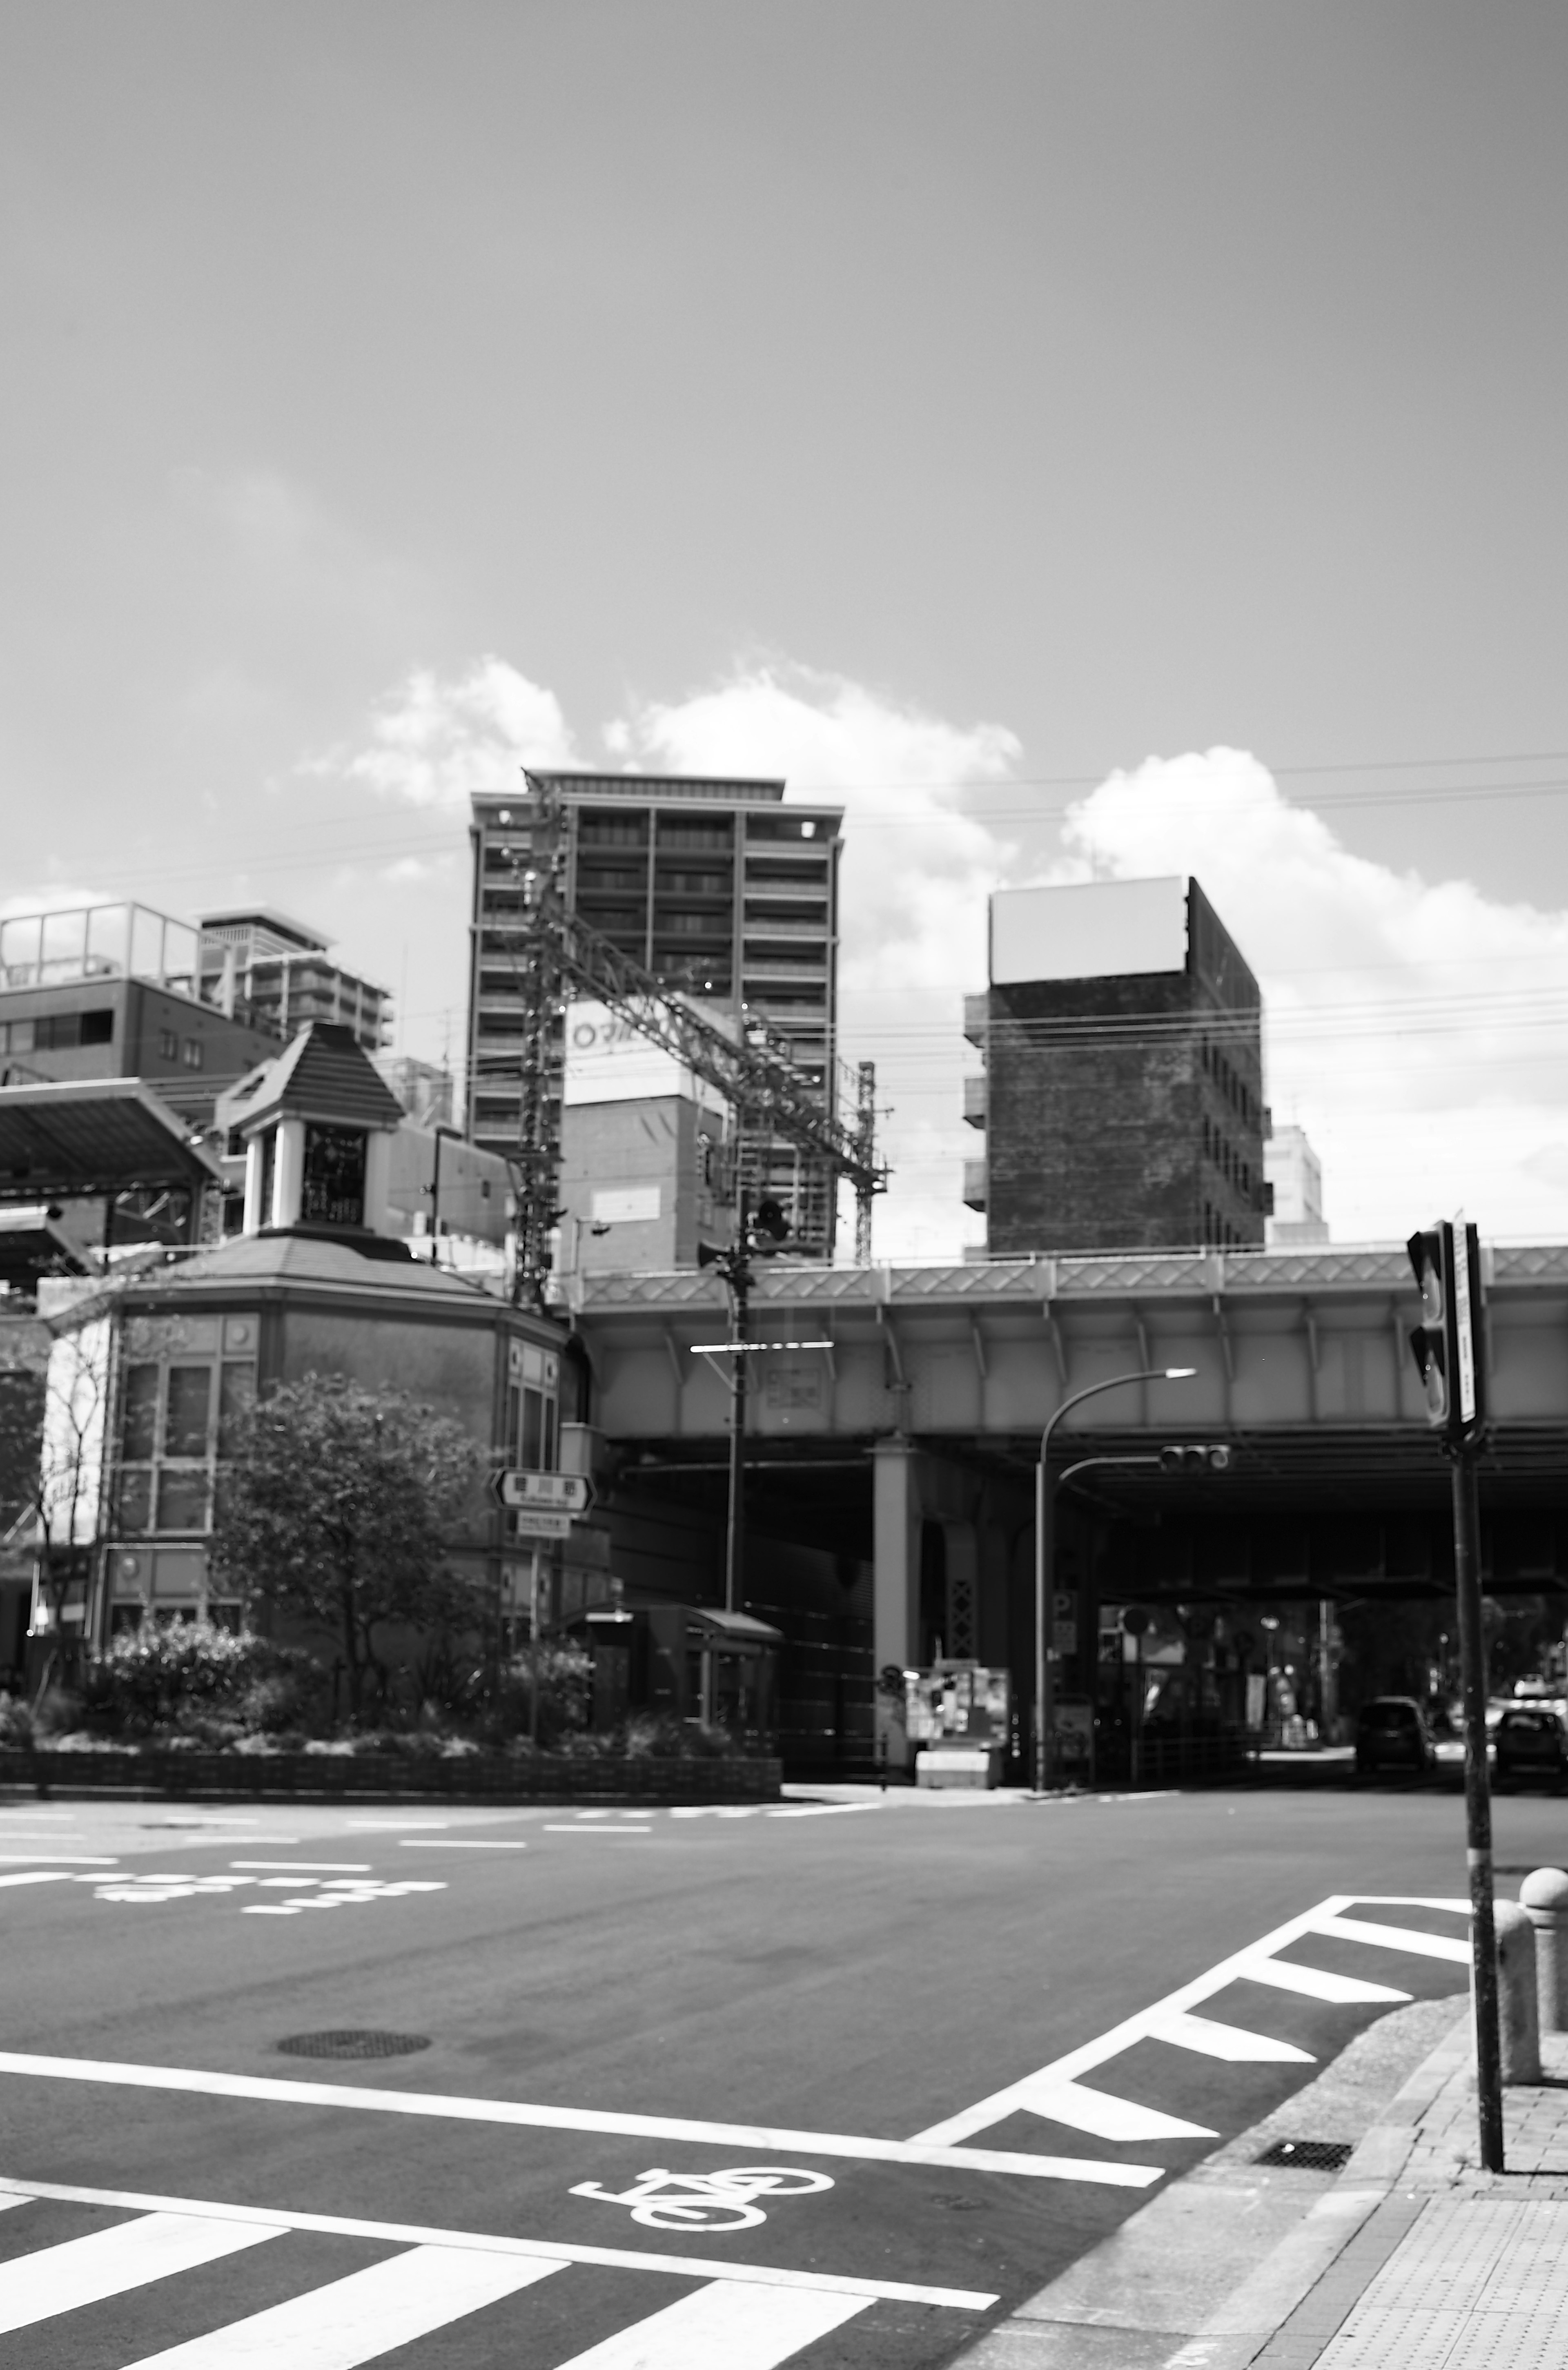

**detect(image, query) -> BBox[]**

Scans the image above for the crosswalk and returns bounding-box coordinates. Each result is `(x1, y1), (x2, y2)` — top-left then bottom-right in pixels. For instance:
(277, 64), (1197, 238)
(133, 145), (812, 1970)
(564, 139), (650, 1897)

(0, 2181), (987, 2368)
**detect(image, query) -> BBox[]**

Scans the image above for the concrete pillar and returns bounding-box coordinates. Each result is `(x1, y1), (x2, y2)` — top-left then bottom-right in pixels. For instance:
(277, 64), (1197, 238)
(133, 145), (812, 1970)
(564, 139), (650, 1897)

(242, 1137), (267, 1236)
(362, 1128), (393, 1234)
(1493, 1900), (1542, 2083)
(1520, 1868), (1568, 2036)
(270, 1118), (305, 1228)
(873, 1439), (921, 1770)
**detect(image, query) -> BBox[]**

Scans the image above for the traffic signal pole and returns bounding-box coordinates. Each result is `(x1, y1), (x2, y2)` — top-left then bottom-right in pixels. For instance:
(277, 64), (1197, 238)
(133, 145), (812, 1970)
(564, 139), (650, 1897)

(724, 1253), (749, 1616)
(1454, 1438), (1504, 2171)
(1408, 1220), (1501, 2173)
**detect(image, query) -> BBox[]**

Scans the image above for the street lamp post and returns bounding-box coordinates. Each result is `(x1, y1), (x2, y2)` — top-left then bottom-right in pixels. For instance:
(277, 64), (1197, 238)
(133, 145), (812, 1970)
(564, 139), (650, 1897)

(1033, 1366), (1196, 1795)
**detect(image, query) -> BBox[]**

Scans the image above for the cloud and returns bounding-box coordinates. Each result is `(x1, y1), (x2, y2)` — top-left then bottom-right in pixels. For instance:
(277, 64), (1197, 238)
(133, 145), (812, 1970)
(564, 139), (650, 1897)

(1058, 748), (1568, 1240)
(309, 657), (578, 808)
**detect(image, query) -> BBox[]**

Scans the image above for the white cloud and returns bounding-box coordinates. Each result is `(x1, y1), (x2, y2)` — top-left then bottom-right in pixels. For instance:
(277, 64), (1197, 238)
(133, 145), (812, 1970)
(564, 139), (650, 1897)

(1058, 748), (1568, 1241)
(311, 657), (578, 809)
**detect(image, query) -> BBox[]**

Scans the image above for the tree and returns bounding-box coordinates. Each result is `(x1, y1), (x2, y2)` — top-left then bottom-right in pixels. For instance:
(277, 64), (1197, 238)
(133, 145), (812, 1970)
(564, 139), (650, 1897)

(210, 1374), (488, 1718)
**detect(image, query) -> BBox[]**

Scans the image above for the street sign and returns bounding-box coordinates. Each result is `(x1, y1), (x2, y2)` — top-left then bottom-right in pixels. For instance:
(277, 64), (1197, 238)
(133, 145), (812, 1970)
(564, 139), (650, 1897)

(489, 1469), (594, 1516)
(507, 1508), (575, 1541)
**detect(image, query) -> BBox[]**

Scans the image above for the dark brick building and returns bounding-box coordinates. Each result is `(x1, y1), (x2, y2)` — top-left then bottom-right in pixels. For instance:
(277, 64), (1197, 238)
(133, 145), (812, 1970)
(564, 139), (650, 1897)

(963, 875), (1269, 1254)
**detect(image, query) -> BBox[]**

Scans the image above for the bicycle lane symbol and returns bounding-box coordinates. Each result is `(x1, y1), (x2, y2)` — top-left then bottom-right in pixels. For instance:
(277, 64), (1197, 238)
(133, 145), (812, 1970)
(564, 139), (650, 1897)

(569, 2165), (835, 2232)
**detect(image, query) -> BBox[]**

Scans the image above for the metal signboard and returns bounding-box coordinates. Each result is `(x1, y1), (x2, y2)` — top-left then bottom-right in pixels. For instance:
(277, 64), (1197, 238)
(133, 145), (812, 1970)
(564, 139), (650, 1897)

(489, 1470), (594, 1516)
(506, 1508), (575, 1541)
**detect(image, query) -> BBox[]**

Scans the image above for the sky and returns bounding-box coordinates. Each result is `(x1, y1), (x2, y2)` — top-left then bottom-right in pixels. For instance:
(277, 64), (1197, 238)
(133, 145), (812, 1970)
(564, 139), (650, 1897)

(3, 2), (1568, 1258)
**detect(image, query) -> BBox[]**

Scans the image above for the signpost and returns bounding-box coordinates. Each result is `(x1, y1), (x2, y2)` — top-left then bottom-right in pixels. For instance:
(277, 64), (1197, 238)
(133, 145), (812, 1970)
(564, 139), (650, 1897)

(490, 1470), (594, 1515)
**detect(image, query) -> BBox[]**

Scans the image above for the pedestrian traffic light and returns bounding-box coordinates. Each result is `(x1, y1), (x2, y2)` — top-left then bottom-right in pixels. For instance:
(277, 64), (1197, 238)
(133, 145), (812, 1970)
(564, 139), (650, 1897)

(752, 1197), (791, 1243)
(1157, 1444), (1233, 1472)
(1407, 1221), (1486, 1443)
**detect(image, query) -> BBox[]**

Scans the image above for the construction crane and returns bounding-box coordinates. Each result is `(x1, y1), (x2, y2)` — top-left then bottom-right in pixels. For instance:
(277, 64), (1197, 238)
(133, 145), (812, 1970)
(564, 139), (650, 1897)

(481, 778), (887, 1303)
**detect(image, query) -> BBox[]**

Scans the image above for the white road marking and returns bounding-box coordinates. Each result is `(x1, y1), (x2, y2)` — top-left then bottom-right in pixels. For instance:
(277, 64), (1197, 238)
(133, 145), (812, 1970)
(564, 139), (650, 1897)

(914, 1894), (1463, 2147)
(542, 1826), (650, 1835)
(0, 2209), (279, 2334)
(1004, 2080), (1215, 2143)
(552, 2277), (870, 2367)
(0, 2053), (1160, 2185)
(1147, 2011), (1315, 2065)
(0, 1851), (118, 1864)
(0, 1871), (74, 1890)
(116, 2239), (565, 2367)
(1241, 1960), (1411, 2007)
(1309, 1913), (1471, 1965)
(347, 1821), (450, 1830)
(398, 1838), (527, 1849)
(230, 1862), (371, 1873)
(0, 2179), (999, 2308)
(764, 1805), (872, 1820)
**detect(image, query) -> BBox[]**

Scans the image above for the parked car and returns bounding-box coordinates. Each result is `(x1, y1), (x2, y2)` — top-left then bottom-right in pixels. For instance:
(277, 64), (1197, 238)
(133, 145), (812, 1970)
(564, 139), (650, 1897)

(1492, 1704), (1568, 1791)
(1353, 1696), (1437, 1781)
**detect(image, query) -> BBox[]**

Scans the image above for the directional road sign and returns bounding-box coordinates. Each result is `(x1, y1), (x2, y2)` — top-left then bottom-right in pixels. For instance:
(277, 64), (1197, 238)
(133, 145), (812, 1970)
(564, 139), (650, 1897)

(489, 1468), (594, 1516)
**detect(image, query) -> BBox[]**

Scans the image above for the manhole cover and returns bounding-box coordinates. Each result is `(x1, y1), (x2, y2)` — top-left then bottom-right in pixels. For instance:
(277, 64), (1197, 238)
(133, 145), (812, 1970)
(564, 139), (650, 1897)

(276, 2030), (431, 2060)
(1254, 2139), (1354, 2171)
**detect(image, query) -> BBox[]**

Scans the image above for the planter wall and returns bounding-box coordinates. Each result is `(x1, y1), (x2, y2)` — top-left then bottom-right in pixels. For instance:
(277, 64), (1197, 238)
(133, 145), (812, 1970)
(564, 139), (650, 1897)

(0, 1749), (782, 1805)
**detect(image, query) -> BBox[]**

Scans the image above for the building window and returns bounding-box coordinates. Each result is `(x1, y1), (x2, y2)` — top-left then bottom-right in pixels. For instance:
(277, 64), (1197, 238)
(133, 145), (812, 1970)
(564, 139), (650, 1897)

(503, 1340), (559, 1485)
(112, 1346), (257, 1550)
(157, 1028), (178, 1060)
(301, 1125), (367, 1227)
(182, 1038), (203, 1069)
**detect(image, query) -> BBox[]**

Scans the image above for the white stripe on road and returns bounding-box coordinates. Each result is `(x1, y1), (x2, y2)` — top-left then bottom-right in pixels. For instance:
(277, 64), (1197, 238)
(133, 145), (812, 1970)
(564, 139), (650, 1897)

(1240, 1960), (1411, 2007)
(0, 1852), (118, 1864)
(0, 2179), (998, 2308)
(230, 1862), (370, 1873)
(0, 1871), (76, 1890)
(913, 1893), (1471, 2146)
(1147, 2011), (1314, 2065)
(398, 1838), (528, 1849)
(542, 1826), (650, 1835)
(0, 2054), (1157, 2185)
(1308, 1913), (1471, 1965)
(0, 2210), (278, 2334)
(1003, 2079), (1214, 2142)
(116, 2241), (564, 2367)
(552, 2277), (871, 2367)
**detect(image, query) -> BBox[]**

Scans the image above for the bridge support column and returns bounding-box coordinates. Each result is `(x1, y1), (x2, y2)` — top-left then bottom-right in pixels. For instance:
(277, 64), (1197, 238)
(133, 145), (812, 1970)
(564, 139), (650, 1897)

(873, 1439), (921, 1771)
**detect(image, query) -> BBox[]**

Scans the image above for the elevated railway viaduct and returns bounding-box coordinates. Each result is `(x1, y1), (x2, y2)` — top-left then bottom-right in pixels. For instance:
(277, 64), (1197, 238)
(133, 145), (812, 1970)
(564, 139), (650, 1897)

(570, 1244), (1568, 1770)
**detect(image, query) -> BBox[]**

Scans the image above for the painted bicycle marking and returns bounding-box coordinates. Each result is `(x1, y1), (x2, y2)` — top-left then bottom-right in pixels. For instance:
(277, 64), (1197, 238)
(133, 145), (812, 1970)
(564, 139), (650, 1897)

(569, 2164), (835, 2231)
(77, 1872), (446, 1911)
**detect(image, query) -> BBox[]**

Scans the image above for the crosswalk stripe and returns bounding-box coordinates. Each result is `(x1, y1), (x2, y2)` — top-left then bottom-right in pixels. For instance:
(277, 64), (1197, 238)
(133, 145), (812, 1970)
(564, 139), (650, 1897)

(1147, 2011), (1315, 2065)
(0, 2210), (279, 2334)
(550, 2277), (871, 2367)
(0, 2179), (998, 2309)
(115, 2242), (564, 2367)
(1309, 1913), (1472, 1965)
(1238, 1959), (1412, 2007)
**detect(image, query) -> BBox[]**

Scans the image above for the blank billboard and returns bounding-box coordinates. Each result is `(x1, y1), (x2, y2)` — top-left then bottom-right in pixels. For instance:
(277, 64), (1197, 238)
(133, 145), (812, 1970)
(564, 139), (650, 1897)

(989, 876), (1189, 985)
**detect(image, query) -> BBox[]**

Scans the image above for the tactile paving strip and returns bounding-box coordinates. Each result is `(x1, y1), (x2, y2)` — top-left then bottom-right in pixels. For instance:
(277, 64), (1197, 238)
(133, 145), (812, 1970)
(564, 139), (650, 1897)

(1316, 2200), (1568, 2370)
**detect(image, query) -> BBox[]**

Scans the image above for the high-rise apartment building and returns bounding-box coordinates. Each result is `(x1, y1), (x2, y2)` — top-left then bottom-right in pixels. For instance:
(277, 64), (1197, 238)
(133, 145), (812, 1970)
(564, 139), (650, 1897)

(466, 773), (842, 1253)
(963, 875), (1270, 1254)
(197, 909), (391, 1055)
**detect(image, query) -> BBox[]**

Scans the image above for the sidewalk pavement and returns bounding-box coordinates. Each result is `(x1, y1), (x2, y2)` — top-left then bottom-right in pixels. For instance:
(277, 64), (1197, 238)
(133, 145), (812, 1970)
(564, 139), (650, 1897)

(956, 2000), (1568, 2370)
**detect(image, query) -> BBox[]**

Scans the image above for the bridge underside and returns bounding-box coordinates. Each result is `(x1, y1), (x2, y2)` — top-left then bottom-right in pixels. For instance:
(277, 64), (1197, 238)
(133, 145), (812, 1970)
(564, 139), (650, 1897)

(574, 1246), (1568, 1769)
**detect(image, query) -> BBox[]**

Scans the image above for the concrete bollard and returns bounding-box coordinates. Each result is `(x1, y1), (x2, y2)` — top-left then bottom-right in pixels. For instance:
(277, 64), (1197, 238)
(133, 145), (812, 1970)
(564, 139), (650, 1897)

(1520, 1867), (1568, 2035)
(1493, 1900), (1541, 2083)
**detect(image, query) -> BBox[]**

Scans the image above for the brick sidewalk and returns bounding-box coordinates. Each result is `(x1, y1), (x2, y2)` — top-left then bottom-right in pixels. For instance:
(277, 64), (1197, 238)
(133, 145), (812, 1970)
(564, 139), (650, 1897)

(1254, 2030), (1568, 2368)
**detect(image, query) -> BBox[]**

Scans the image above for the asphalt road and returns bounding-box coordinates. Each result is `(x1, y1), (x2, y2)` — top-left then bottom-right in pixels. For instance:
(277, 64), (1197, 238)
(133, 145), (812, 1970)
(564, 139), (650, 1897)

(0, 1775), (1561, 2368)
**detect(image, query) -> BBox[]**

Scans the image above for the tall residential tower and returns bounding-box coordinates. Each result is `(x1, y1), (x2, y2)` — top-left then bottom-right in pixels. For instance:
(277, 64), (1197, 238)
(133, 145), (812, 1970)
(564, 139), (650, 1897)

(466, 773), (843, 1256)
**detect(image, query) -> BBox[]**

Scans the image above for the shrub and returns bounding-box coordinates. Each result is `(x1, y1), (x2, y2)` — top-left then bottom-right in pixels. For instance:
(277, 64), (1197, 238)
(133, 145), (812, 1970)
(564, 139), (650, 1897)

(80, 1623), (322, 1739)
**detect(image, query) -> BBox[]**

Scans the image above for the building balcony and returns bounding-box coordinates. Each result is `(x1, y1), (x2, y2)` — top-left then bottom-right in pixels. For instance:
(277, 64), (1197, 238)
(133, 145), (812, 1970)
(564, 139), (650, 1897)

(740, 916), (830, 940)
(962, 1157), (987, 1212)
(962, 992), (989, 1049)
(963, 1074), (987, 1129)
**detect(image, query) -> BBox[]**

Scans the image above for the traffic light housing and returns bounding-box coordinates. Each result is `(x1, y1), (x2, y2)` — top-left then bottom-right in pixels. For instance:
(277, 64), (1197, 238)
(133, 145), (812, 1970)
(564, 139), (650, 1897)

(1407, 1221), (1485, 1444)
(1157, 1444), (1233, 1473)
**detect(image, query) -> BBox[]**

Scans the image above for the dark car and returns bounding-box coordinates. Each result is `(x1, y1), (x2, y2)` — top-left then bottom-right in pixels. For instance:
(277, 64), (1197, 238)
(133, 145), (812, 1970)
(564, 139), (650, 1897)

(1493, 1704), (1568, 1791)
(1354, 1695), (1437, 1781)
